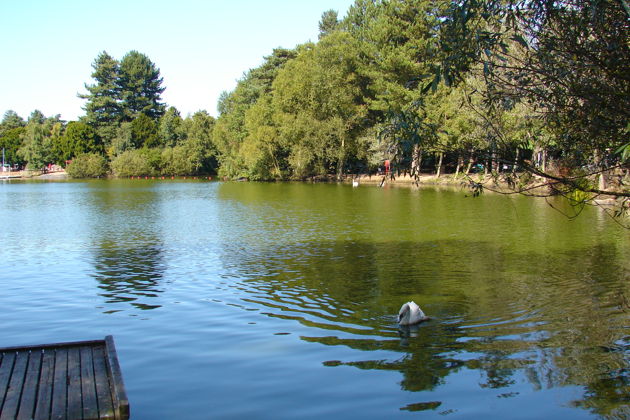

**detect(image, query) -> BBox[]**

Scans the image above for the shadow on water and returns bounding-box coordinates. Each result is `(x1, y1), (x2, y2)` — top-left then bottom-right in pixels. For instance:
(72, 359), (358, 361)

(217, 238), (629, 418)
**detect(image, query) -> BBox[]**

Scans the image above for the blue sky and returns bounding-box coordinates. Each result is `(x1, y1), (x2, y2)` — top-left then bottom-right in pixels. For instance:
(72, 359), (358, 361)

(0, 0), (356, 121)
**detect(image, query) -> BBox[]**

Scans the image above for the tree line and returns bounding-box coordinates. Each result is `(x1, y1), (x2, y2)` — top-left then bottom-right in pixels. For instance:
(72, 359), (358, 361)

(0, 50), (216, 178)
(1, 1), (628, 206)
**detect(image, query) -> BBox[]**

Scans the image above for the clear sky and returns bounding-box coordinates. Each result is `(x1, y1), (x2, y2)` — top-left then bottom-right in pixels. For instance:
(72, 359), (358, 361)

(0, 0), (356, 122)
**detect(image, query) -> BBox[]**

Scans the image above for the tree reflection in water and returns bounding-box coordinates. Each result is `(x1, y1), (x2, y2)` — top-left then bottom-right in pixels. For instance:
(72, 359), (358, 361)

(92, 238), (165, 312)
(219, 239), (629, 418)
(86, 182), (166, 313)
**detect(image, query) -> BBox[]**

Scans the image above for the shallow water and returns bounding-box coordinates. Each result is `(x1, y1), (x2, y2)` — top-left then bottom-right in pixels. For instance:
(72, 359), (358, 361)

(0, 180), (628, 419)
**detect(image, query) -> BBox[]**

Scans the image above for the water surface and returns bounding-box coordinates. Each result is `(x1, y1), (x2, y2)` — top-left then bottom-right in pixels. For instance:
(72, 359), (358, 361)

(0, 180), (628, 419)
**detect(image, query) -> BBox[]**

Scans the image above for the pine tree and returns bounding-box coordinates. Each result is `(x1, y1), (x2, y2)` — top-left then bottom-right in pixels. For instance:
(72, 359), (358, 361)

(79, 51), (121, 126)
(118, 51), (166, 121)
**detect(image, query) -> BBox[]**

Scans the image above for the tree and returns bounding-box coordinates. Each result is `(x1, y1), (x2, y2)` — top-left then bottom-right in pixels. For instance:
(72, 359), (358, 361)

(19, 120), (49, 170)
(0, 110), (25, 133)
(182, 110), (216, 174)
(130, 113), (159, 148)
(110, 122), (134, 157)
(79, 51), (121, 127)
(272, 33), (369, 179)
(58, 121), (101, 162)
(0, 110), (26, 167)
(0, 127), (26, 167)
(118, 51), (166, 121)
(241, 94), (284, 179)
(438, 0), (630, 204)
(213, 48), (297, 178)
(159, 106), (184, 147)
(319, 9), (340, 39)
(27, 110), (45, 125)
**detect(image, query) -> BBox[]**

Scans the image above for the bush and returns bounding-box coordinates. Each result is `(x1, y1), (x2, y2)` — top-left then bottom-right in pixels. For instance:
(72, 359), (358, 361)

(66, 153), (109, 178)
(110, 149), (155, 177)
(161, 146), (195, 176)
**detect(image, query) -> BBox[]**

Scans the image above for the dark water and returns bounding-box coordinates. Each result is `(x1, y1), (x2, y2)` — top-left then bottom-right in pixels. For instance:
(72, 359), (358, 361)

(0, 180), (628, 419)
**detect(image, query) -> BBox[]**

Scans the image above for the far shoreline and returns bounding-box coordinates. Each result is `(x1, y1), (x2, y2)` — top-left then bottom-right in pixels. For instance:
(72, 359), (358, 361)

(3, 169), (625, 204)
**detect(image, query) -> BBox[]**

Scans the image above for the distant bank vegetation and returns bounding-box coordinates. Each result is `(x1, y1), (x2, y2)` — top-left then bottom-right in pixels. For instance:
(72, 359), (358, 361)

(1, 1), (628, 211)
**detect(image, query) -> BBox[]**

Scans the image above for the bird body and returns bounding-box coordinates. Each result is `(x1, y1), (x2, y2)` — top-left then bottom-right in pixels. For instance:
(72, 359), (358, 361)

(398, 301), (429, 325)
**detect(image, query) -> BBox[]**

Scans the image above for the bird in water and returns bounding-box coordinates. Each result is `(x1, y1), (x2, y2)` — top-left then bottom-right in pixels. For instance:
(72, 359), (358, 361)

(398, 301), (430, 325)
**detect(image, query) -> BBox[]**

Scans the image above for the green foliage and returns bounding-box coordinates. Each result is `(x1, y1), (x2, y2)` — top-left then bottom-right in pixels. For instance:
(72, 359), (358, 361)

(271, 32), (369, 178)
(118, 51), (166, 121)
(65, 153), (109, 178)
(58, 122), (102, 162)
(109, 122), (134, 157)
(0, 127), (26, 166)
(159, 107), (184, 147)
(182, 110), (216, 174)
(17, 114), (62, 170)
(130, 113), (159, 148)
(4, 0), (629, 207)
(319, 9), (340, 39)
(79, 50), (166, 130)
(28, 110), (45, 125)
(79, 51), (121, 127)
(214, 48), (297, 178)
(18, 123), (48, 169)
(161, 146), (196, 176)
(1, 110), (25, 132)
(110, 149), (156, 177)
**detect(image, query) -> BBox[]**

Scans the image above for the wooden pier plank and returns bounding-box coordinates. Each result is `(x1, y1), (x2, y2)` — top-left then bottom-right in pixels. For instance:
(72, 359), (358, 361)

(51, 348), (68, 420)
(66, 347), (83, 420)
(80, 346), (100, 420)
(93, 346), (115, 420)
(0, 351), (29, 420)
(105, 336), (129, 420)
(17, 350), (42, 420)
(33, 350), (56, 420)
(1, 337), (128, 420)
(0, 352), (16, 411)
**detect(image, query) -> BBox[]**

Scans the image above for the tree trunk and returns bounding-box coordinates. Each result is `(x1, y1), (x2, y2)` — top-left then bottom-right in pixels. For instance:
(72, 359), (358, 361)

(512, 148), (520, 174)
(455, 154), (463, 176)
(594, 149), (608, 191)
(336, 137), (345, 181)
(411, 145), (423, 179)
(599, 172), (608, 191)
(465, 149), (474, 175)
(492, 146), (499, 173)
(436, 152), (444, 178)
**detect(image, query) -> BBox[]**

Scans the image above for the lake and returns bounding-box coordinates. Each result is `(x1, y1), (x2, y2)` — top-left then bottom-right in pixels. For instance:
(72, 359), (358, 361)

(0, 179), (628, 419)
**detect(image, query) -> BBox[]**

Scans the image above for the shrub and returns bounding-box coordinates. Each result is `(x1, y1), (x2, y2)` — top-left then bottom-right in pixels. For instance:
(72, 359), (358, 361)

(65, 153), (109, 178)
(110, 149), (155, 177)
(161, 146), (195, 176)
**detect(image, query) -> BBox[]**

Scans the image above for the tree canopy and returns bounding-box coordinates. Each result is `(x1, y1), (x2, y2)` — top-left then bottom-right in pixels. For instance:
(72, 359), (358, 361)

(2, 1), (628, 222)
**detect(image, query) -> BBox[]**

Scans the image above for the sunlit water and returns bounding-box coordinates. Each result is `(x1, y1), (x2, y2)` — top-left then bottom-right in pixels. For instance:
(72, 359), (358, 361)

(0, 180), (628, 419)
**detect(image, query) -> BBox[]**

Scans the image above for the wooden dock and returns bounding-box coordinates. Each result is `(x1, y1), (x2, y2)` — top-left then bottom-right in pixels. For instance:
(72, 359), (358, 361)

(0, 336), (129, 420)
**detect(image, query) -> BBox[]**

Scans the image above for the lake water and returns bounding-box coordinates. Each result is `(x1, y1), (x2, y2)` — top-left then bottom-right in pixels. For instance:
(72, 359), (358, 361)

(0, 180), (628, 419)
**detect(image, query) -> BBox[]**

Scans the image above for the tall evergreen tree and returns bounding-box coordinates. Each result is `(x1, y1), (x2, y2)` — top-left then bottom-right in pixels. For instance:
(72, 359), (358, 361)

(79, 51), (121, 126)
(1, 110), (25, 133)
(319, 9), (340, 39)
(118, 51), (166, 121)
